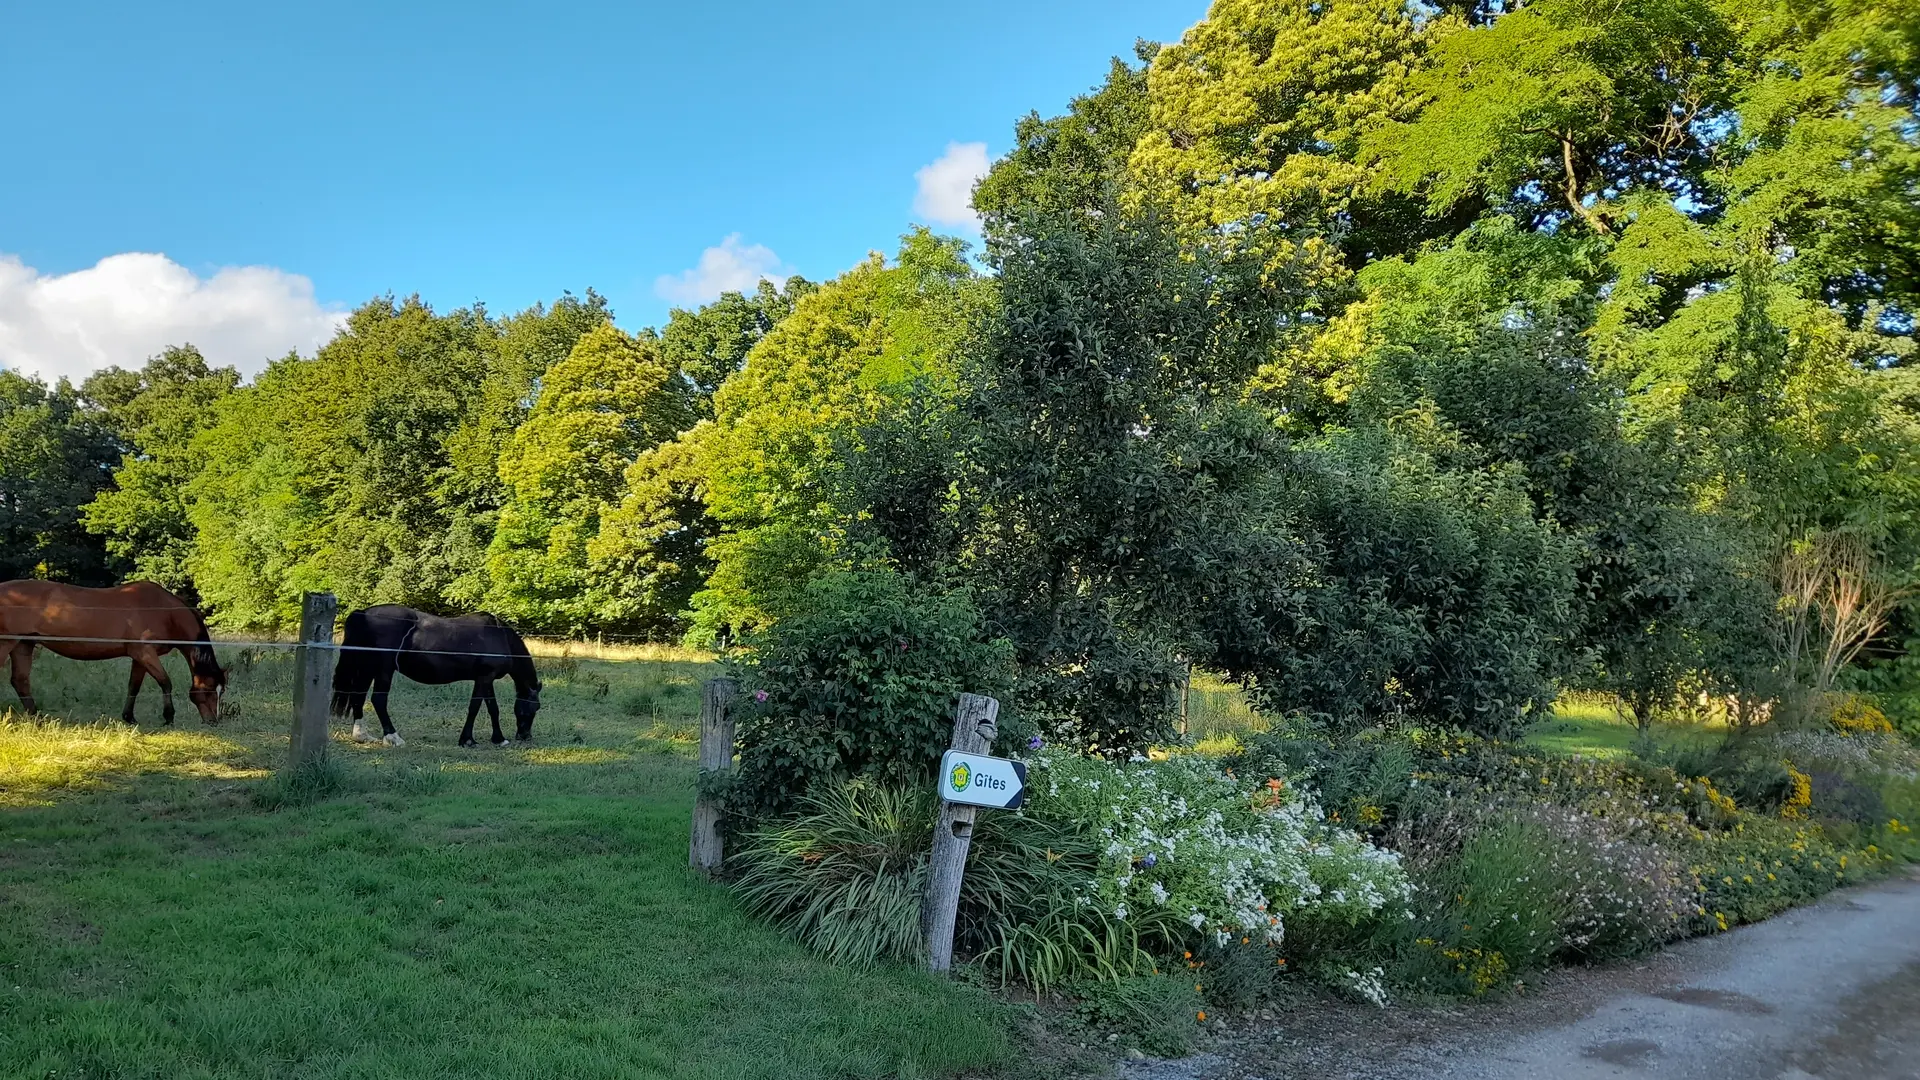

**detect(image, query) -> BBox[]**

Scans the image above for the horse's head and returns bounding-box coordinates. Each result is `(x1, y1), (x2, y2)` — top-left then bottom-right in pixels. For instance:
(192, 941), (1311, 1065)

(188, 662), (228, 723)
(514, 678), (542, 741)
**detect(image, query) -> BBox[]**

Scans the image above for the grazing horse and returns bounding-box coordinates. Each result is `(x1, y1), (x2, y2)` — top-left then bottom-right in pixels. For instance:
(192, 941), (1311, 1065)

(0, 579), (228, 725)
(330, 605), (541, 747)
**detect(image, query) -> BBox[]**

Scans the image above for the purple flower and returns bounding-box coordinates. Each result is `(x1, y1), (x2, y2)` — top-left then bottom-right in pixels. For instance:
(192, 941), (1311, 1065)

(753, 690), (768, 703)
(1139, 853), (1158, 869)
(1028, 735), (1044, 750)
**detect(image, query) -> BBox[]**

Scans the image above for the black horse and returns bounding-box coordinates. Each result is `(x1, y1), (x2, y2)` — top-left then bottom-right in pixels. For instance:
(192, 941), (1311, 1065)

(329, 605), (541, 747)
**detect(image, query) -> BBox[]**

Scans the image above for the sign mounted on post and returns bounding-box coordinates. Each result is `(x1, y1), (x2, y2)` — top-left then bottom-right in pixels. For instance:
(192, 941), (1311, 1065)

(939, 749), (1027, 810)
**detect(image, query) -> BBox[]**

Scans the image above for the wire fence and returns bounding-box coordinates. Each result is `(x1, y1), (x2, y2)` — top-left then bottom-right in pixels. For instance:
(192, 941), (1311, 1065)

(3, 634), (544, 662)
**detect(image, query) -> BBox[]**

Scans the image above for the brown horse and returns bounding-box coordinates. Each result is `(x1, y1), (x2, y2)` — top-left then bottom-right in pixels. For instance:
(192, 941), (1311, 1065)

(0, 580), (228, 725)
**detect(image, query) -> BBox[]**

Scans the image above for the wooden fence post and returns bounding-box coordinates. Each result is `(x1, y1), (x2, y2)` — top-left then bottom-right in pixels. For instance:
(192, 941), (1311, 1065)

(689, 677), (738, 875)
(288, 591), (337, 771)
(924, 692), (1000, 973)
(1180, 659), (1193, 738)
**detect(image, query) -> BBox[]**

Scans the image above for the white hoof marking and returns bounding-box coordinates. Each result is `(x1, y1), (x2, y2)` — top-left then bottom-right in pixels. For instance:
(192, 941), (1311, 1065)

(383, 733), (406, 747)
(352, 724), (372, 743)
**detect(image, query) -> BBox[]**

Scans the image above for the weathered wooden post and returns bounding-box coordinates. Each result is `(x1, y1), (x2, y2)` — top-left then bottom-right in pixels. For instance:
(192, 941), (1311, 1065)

(1180, 660), (1193, 738)
(288, 591), (337, 770)
(689, 677), (738, 875)
(924, 692), (1000, 973)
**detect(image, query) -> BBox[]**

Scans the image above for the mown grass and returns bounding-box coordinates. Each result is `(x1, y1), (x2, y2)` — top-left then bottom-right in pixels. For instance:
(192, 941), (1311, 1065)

(1181, 671), (1265, 753)
(1525, 696), (1727, 759)
(0, 648), (1019, 1080)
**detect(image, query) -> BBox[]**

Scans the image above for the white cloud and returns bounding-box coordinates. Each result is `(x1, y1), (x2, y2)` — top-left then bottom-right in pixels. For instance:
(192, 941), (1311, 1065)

(0, 252), (346, 384)
(913, 142), (990, 231)
(653, 234), (789, 306)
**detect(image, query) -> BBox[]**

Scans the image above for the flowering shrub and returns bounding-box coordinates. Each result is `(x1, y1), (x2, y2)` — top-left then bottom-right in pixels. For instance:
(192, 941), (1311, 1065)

(1687, 818), (1882, 929)
(1021, 750), (1412, 956)
(1518, 803), (1693, 961)
(1828, 693), (1894, 735)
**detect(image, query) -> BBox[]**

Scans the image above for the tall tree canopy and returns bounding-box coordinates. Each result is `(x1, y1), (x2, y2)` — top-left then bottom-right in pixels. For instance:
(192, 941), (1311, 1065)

(0, 371), (119, 585)
(80, 346), (239, 598)
(0, 0), (1908, 740)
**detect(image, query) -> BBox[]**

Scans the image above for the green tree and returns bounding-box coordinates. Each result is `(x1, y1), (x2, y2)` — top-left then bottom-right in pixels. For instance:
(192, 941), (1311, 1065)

(187, 293), (608, 628)
(0, 371), (120, 584)
(487, 324), (691, 633)
(659, 277), (815, 415)
(80, 345), (239, 597)
(606, 230), (987, 644)
(953, 202), (1307, 752)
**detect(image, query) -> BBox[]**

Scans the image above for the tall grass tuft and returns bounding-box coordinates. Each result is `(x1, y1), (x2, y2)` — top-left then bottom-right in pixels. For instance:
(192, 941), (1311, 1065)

(731, 782), (934, 966)
(251, 754), (353, 810)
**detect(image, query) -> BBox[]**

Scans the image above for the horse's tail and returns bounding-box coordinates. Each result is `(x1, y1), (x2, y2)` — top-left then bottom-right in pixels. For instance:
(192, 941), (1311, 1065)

(331, 610), (372, 717)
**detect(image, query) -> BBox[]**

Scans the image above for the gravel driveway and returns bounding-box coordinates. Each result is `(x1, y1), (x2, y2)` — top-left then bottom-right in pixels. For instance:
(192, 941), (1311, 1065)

(1121, 867), (1920, 1080)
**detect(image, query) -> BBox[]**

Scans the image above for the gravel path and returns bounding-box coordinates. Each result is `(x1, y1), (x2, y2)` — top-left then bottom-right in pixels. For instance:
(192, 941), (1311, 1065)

(1121, 867), (1920, 1080)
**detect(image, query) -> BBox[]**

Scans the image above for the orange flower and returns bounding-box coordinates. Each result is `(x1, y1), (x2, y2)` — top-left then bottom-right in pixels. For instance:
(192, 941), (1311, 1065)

(1196, 1011), (1207, 1022)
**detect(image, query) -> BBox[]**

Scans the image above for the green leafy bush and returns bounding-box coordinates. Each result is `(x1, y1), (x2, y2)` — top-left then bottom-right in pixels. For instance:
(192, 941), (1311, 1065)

(1069, 974), (1204, 1058)
(1220, 433), (1583, 740)
(729, 569), (1015, 816)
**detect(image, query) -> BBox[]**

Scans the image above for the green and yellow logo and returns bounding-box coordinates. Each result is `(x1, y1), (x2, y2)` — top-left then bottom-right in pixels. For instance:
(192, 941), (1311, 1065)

(949, 762), (971, 793)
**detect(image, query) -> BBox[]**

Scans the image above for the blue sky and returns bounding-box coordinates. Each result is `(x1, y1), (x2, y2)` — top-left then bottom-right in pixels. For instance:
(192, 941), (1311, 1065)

(0, 0), (1201, 381)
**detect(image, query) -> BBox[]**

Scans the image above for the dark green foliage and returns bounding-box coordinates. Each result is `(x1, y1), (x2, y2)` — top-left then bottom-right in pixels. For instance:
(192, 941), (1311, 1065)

(79, 345), (239, 598)
(974, 48), (1154, 233)
(1218, 434), (1581, 739)
(659, 276), (815, 414)
(1067, 974), (1201, 1058)
(729, 569), (1015, 816)
(958, 202), (1305, 754)
(731, 782), (934, 966)
(0, 370), (121, 584)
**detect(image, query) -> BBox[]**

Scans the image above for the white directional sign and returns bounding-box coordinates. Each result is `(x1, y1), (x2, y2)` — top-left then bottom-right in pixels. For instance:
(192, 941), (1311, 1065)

(939, 750), (1028, 809)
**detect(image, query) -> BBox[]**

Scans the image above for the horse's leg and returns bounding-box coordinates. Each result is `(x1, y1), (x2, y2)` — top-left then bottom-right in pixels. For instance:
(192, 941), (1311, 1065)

(8, 642), (37, 716)
(483, 680), (506, 745)
(459, 681), (483, 747)
(371, 669), (403, 746)
(121, 661), (148, 725)
(134, 650), (176, 726)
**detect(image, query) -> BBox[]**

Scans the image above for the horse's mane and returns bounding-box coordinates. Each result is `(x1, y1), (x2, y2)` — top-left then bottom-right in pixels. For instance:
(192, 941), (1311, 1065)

(179, 599), (224, 682)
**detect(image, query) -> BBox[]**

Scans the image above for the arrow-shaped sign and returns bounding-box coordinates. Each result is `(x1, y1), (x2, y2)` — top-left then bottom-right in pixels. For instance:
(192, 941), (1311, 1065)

(939, 749), (1027, 809)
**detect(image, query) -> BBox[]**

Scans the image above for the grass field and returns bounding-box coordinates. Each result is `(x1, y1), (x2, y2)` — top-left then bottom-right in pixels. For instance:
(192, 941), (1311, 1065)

(0, 647), (1020, 1080)
(1524, 696), (1727, 759)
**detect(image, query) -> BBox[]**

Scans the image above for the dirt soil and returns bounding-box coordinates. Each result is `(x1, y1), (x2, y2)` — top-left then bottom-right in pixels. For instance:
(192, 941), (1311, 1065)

(1117, 866), (1920, 1080)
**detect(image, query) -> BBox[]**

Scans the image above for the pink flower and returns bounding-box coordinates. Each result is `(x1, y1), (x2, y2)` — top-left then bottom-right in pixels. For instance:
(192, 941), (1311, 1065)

(753, 690), (768, 703)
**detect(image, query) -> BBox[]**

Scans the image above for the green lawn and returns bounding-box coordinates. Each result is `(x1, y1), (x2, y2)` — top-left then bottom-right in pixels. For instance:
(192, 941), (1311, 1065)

(0, 648), (1018, 1080)
(1525, 696), (1726, 759)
